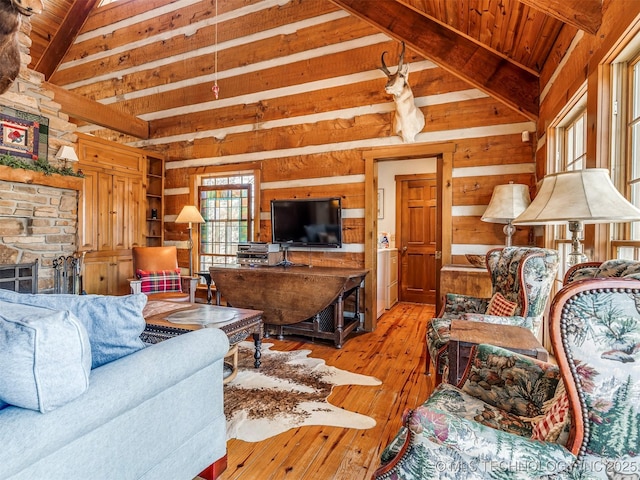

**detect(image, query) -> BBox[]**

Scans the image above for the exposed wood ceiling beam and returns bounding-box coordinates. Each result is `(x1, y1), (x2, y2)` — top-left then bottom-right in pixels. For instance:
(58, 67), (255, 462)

(331, 0), (539, 121)
(35, 0), (101, 80)
(519, 0), (601, 35)
(45, 82), (150, 139)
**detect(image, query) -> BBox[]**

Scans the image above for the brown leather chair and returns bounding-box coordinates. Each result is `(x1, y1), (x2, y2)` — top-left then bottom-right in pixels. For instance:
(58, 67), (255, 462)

(129, 246), (199, 302)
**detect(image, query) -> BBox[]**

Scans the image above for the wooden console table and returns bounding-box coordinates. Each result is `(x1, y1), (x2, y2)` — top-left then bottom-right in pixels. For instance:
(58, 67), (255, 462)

(208, 265), (368, 348)
(448, 319), (548, 385)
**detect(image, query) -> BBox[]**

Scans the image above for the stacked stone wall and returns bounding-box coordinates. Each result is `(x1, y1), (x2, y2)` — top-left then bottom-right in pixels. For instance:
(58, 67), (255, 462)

(0, 16), (79, 292)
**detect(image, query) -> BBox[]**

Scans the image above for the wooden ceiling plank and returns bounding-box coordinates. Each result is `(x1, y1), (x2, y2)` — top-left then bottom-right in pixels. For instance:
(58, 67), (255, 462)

(44, 82), (149, 139)
(53, 0), (339, 86)
(330, 0), (539, 120)
(518, 0), (601, 35)
(35, 0), (102, 80)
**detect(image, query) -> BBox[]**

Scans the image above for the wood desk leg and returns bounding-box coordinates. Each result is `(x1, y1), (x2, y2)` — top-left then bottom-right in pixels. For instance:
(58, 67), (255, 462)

(355, 285), (363, 330)
(334, 295), (345, 349)
(253, 332), (262, 368)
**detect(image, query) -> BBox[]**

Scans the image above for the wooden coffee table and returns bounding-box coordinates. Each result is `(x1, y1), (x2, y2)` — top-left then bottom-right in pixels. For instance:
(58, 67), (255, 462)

(448, 319), (548, 385)
(142, 301), (263, 383)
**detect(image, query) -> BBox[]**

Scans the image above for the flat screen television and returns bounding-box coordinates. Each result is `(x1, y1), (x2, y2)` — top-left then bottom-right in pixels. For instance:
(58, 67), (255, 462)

(271, 198), (343, 248)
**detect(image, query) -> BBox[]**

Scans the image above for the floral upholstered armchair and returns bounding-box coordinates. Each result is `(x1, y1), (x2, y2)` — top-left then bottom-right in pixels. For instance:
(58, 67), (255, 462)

(426, 247), (559, 382)
(375, 276), (640, 479)
(564, 258), (640, 284)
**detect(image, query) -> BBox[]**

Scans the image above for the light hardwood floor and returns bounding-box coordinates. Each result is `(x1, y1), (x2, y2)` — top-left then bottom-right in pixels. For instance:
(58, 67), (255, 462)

(219, 302), (436, 480)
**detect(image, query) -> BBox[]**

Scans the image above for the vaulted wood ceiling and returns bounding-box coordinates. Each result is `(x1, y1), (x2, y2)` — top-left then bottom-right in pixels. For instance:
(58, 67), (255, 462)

(27, 0), (601, 139)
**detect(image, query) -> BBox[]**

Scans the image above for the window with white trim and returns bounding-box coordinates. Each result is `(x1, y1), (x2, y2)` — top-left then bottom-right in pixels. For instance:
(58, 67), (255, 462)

(197, 174), (255, 270)
(611, 49), (640, 259)
(548, 91), (587, 277)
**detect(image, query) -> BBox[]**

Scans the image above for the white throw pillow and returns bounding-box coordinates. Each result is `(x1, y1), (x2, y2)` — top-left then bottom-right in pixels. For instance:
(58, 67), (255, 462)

(0, 301), (91, 413)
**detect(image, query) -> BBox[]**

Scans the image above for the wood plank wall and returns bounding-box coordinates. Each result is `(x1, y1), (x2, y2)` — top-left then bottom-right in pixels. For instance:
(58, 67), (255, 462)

(54, 0), (536, 269)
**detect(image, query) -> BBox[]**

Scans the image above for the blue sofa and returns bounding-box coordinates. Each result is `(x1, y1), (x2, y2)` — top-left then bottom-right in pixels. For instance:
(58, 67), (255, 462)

(0, 291), (229, 480)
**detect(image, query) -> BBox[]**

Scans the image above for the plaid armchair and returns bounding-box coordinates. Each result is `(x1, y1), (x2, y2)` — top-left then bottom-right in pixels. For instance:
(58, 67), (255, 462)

(129, 246), (199, 303)
(375, 276), (640, 479)
(426, 247), (559, 383)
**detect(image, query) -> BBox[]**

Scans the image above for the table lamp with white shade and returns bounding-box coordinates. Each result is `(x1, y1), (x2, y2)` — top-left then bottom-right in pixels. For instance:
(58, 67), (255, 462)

(481, 182), (531, 247)
(513, 169), (640, 266)
(55, 145), (78, 169)
(175, 205), (205, 275)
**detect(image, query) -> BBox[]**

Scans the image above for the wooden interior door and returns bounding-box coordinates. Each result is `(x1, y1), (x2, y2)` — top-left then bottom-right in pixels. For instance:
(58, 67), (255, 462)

(397, 176), (438, 304)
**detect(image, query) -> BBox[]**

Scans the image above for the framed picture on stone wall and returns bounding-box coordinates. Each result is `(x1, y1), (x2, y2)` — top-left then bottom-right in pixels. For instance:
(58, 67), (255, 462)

(0, 107), (49, 162)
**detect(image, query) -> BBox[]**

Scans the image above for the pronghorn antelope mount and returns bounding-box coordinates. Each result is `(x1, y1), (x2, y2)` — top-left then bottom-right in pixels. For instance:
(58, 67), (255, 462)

(0, 0), (43, 95)
(380, 42), (425, 143)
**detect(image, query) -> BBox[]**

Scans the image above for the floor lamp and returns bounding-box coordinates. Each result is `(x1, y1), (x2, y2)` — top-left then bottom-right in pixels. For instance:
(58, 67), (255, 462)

(481, 182), (531, 247)
(513, 169), (640, 266)
(175, 205), (205, 275)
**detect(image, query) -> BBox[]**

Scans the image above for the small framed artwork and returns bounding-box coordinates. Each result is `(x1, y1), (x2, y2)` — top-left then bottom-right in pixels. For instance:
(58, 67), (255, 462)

(0, 112), (39, 160)
(377, 189), (384, 219)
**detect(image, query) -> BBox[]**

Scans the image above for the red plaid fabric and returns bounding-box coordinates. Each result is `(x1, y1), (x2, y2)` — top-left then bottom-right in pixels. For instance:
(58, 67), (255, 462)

(136, 269), (182, 293)
(531, 393), (569, 441)
(486, 292), (517, 316)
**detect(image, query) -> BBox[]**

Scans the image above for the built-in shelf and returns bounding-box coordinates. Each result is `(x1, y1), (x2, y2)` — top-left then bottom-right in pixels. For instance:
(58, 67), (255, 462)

(145, 153), (164, 247)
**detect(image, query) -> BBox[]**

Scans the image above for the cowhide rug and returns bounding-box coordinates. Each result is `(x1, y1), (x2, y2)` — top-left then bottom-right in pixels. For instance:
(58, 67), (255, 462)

(224, 342), (381, 443)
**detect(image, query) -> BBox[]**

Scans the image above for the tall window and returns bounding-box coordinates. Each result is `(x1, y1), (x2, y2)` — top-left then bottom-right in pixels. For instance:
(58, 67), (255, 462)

(198, 174), (254, 270)
(627, 58), (640, 242)
(560, 112), (587, 172)
(549, 95), (587, 276)
(611, 52), (640, 259)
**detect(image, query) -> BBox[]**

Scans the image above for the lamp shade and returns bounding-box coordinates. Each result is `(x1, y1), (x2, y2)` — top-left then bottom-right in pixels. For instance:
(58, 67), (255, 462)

(55, 145), (78, 162)
(175, 205), (205, 224)
(481, 183), (531, 224)
(513, 169), (640, 225)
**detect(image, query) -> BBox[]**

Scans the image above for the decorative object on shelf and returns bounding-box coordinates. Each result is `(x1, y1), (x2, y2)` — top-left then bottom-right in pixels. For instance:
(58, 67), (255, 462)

(481, 182), (531, 246)
(175, 205), (205, 275)
(464, 253), (487, 269)
(55, 145), (78, 169)
(513, 169), (640, 265)
(151, 208), (158, 219)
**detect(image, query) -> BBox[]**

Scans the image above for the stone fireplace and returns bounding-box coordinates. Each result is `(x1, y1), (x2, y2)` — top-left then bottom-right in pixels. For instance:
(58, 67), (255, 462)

(0, 16), (80, 292)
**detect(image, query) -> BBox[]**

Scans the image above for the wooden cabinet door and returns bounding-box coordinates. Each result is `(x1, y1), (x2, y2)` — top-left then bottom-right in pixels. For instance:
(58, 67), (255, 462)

(83, 255), (133, 295)
(97, 172), (114, 251)
(111, 174), (128, 250)
(78, 169), (99, 252)
(83, 255), (111, 295)
(114, 255), (134, 295)
(127, 175), (145, 248)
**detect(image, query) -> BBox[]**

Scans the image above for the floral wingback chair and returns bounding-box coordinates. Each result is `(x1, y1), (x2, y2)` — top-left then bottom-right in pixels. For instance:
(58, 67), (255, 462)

(374, 276), (640, 479)
(426, 246), (559, 382)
